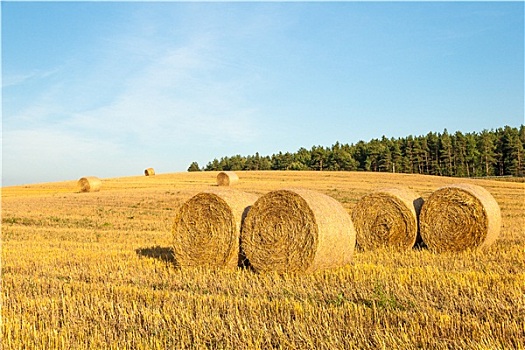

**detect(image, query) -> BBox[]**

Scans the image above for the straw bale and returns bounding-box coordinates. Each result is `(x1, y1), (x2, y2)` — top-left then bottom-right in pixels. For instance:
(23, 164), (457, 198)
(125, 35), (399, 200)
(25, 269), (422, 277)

(241, 188), (356, 273)
(77, 176), (101, 193)
(352, 188), (423, 251)
(419, 183), (501, 252)
(172, 189), (258, 269)
(144, 168), (155, 176)
(217, 171), (239, 186)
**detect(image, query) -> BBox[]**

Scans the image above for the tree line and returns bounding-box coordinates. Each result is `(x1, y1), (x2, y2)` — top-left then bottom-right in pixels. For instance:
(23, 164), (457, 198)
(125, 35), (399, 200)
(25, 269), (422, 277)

(188, 125), (525, 178)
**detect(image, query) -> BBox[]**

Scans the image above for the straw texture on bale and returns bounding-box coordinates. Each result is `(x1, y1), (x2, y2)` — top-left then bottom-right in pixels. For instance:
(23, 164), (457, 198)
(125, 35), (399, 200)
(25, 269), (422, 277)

(172, 189), (258, 269)
(241, 188), (356, 273)
(352, 188), (423, 251)
(144, 168), (155, 176)
(217, 171), (239, 186)
(419, 183), (501, 252)
(77, 176), (101, 193)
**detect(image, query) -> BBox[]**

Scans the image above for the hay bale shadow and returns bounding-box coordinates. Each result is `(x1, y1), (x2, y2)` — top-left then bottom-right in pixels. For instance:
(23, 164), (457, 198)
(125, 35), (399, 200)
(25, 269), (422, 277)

(238, 248), (254, 271)
(135, 246), (176, 264)
(413, 240), (428, 250)
(238, 205), (256, 271)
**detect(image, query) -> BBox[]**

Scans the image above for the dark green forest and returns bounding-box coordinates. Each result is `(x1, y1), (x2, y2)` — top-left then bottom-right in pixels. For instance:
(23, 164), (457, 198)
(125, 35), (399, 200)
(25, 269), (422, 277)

(189, 125), (525, 178)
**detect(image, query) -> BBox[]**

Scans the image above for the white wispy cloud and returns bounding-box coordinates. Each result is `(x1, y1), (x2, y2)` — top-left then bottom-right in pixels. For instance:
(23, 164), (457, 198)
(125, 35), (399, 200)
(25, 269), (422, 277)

(2, 68), (59, 88)
(65, 38), (260, 145)
(3, 10), (263, 185)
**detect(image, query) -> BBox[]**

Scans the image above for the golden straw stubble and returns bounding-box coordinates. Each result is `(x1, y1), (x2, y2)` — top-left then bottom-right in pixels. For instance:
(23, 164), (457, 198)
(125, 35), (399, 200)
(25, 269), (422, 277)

(419, 183), (501, 252)
(352, 188), (423, 251)
(172, 189), (258, 269)
(241, 188), (356, 273)
(77, 176), (101, 193)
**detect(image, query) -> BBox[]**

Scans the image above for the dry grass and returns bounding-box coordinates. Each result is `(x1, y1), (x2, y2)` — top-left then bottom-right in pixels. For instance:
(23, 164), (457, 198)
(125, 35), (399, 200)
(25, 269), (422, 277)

(77, 176), (102, 193)
(217, 171), (239, 186)
(172, 189), (258, 269)
(352, 188), (422, 251)
(241, 188), (355, 273)
(2, 171), (524, 349)
(420, 183), (502, 252)
(144, 168), (155, 176)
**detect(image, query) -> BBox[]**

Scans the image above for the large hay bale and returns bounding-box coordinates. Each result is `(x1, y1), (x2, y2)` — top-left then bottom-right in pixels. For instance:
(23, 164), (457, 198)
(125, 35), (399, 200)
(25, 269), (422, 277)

(144, 168), (155, 176)
(217, 171), (239, 186)
(172, 189), (258, 269)
(241, 188), (356, 273)
(419, 183), (501, 252)
(77, 176), (101, 193)
(352, 188), (423, 251)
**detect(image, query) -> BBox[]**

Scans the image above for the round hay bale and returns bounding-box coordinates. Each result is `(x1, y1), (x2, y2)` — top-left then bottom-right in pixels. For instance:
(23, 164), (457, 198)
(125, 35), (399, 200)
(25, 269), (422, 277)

(144, 168), (155, 176)
(217, 171), (239, 186)
(172, 189), (258, 269)
(352, 188), (423, 251)
(241, 188), (356, 273)
(77, 176), (101, 193)
(419, 183), (501, 252)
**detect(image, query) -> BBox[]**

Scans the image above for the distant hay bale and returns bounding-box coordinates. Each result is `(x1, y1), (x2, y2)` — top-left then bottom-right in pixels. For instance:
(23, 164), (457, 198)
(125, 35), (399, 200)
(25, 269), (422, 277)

(172, 189), (258, 269)
(352, 188), (423, 251)
(217, 171), (239, 186)
(144, 168), (155, 176)
(241, 188), (356, 273)
(419, 183), (501, 252)
(77, 176), (101, 193)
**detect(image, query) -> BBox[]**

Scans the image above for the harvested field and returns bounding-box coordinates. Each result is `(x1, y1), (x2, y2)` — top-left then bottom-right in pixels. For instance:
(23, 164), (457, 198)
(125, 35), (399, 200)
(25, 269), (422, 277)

(2, 171), (524, 349)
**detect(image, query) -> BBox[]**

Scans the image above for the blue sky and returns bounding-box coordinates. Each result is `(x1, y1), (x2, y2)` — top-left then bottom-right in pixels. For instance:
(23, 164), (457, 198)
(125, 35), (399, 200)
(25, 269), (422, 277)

(2, 2), (524, 186)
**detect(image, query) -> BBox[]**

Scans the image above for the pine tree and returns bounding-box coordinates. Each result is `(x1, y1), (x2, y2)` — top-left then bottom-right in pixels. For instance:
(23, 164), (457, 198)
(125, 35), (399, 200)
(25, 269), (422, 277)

(402, 136), (415, 174)
(479, 130), (496, 176)
(188, 161), (201, 172)
(411, 138), (424, 174)
(454, 131), (467, 177)
(325, 142), (357, 171)
(353, 141), (370, 171)
(295, 148), (311, 169)
(367, 139), (383, 172)
(500, 126), (525, 176)
(440, 129), (454, 176)
(390, 138), (403, 173)
(310, 146), (328, 171)
(378, 145), (392, 172)
(519, 124), (525, 148)
(426, 132), (441, 175)
(272, 152), (293, 170)
(465, 132), (481, 177)
(205, 158), (221, 171)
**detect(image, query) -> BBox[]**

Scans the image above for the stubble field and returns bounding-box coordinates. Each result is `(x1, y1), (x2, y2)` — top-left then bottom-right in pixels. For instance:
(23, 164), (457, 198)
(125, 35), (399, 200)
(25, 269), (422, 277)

(2, 171), (524, 349)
